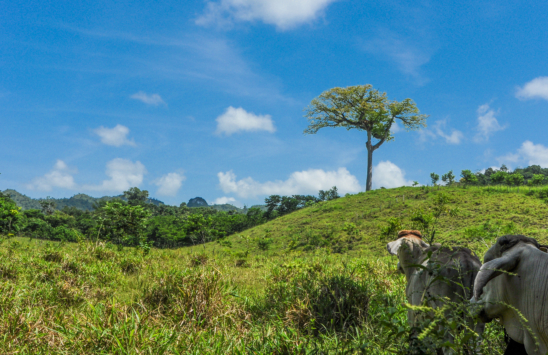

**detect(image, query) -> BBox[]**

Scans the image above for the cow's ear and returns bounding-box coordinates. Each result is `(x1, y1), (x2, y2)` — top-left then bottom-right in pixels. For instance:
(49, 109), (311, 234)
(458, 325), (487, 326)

(540, 246), (548, 253)
(386, 239), (404, 255)
(473, 248), (521, 300)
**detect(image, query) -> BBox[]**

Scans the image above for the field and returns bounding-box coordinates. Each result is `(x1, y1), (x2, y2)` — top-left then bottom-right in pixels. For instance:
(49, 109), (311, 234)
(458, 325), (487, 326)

(2, 185), (547, 354)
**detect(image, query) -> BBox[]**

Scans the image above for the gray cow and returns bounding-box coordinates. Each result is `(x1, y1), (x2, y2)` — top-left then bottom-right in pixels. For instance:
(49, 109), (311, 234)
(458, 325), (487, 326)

(387, 230), (484, 354)
(472, 235), (548, 355)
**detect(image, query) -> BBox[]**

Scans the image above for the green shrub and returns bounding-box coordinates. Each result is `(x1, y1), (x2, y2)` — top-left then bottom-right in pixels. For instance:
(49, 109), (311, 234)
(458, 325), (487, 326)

(380, 217), (402, 241)
(0, 263), (18, 280)
(189, 253), (209, 267)
(261, 262), (369, 333)
(43, 250), (63, 263)
(120, 257), (141, 273)
(93, 243), (116, 260)
(257, 237), (273, 251)
(50, 226), (82, 242)
(141, 268), (229, 326)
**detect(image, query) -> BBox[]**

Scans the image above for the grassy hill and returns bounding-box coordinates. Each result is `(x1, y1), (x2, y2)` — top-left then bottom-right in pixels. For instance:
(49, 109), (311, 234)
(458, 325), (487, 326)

(1, 185), (544, 353)
(207, 185), (548, 258)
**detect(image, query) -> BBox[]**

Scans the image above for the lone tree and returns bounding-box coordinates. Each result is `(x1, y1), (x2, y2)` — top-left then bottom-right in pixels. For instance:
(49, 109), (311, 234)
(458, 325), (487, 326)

(304, 85), (427, 191)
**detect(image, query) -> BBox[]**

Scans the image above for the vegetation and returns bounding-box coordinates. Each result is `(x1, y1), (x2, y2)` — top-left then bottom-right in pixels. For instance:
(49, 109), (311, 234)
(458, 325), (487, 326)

(304, 85), (428, 191)
(2, 186), (339, 249)
(4, 164), (548, 353)
(0, 234), (507, 354)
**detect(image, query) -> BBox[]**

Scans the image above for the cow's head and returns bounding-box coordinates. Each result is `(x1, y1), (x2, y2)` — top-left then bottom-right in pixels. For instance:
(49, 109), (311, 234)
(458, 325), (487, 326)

(473, 235), (540, 304)
(471, 235), (542, 324)
(387, 230), (429, 279)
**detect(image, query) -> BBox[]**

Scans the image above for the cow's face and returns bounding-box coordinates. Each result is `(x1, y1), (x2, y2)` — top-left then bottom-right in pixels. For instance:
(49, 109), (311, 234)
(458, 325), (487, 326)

(387, 235), (429, 280)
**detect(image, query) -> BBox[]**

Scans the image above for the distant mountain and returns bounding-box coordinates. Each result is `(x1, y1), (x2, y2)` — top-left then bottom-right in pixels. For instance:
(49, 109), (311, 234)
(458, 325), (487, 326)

(2, 189), (165, 211)
(3, 189), (259, 214)
(188, 197), (208, 208)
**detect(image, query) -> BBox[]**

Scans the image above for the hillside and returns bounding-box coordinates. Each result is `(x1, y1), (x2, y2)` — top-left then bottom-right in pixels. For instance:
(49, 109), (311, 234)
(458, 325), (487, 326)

(208, 185), (548, 258)
(0, 185), (529, 353)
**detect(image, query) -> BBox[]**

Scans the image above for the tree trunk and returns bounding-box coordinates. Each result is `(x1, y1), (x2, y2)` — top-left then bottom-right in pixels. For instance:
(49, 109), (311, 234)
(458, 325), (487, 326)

(366, 133), (373, 191)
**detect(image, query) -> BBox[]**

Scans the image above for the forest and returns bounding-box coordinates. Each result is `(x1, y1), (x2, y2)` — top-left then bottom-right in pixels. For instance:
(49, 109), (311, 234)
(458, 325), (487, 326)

(0, 185), (341, 248)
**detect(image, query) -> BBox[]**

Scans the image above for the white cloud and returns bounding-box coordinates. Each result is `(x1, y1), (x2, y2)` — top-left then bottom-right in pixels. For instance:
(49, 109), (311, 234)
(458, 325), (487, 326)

(130, 91), (166, 106)
(154, 172), (185, 197)
(93, 124), (136, 147)
(196, 0), (337, 30)
(372, 161), (413, 189)
(27, 160), (77, 191)
(474, 104), (505, 142)
(497, 140), (548, 168)
(213, 196), (237, 205)
(519, 141), (548, 166)
(218, 168), (361, 198)
(83, 159), (147, 193)
(215, 106), (276, 135)
(433, 120), (463, 144)
(516, 77), (548, 101)
(362, 30), (431, 83)
(418, 119), (463, 145)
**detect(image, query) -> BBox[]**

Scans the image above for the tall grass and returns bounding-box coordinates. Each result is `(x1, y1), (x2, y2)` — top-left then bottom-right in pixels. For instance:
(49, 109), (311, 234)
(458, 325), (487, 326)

(0, 236), (506, 354)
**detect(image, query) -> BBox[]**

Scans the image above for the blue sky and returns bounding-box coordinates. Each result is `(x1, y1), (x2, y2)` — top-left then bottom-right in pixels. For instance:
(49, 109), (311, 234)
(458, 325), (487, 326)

(2, 0), (548, 206)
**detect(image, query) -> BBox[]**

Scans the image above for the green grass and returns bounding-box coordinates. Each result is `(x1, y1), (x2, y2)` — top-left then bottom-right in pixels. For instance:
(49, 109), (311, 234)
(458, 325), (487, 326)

(210, 185), (548, 258)
(2, 185), (544, 353)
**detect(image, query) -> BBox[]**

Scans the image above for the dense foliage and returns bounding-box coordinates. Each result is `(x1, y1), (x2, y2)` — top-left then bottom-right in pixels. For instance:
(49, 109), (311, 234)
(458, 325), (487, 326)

(432, 165), (548, 187)
(2, 186), (340, 248)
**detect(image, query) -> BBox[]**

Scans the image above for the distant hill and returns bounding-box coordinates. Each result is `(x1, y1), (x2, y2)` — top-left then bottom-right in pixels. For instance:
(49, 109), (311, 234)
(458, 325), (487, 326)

(2, 189), (165, 211)
(3, 189), (253, 214)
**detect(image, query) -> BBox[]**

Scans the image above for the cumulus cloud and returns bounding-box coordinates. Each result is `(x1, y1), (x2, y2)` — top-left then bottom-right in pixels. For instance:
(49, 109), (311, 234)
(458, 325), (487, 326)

(218, 168), (361, 198)
(93, 124), (136, 147)
(474, 104), (505, 142)
(498, 141), (548, 168)
(196, 0), (337, 30)
(418, 119), (463, 145)
(215, 106), (276, 135)
(516, 77), (548, 101)
(154, 172), (185, 197)
(372, 161), (413, 189)
(213, 196), (238, 205)
(83, 159), (147, 193)
(130, 91), (166, 106)
(27, 160), (77, 191)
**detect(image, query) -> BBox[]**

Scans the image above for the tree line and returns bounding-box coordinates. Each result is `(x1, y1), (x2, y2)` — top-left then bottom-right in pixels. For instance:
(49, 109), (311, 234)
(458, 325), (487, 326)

(430, 165), (548, 187)
(0, 186), (340, 248)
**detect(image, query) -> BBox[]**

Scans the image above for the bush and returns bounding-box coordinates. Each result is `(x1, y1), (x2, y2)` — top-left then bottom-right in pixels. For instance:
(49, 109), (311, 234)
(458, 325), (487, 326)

(0, 263), (18, 280)
(141, 268), (229, 327)
(257, 237), (273, 251)
(51, 226), (82, 242)
(261, 262), (369, 333)
(189, 253), (208, 267)
(93, 243), (116, 260)
(120, 257), (141, 273)
(43, 250), (64, 263)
